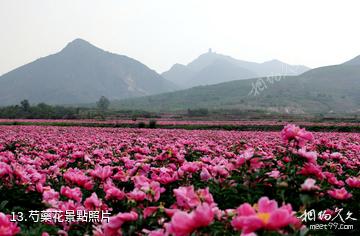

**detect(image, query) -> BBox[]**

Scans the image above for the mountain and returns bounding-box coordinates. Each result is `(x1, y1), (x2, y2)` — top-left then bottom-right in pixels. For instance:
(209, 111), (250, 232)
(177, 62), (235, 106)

(0, 39), (176, 106)
(115, 55), (360, 114)
(185, 59), (257, 87)
(162, 50), (310, 88)
(343, 55), (360, 65)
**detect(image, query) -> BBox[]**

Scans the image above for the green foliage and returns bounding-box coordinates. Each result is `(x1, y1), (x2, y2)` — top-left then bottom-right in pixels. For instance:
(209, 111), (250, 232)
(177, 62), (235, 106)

(187, 108), (209, 116)
(137, 122), (146, 128)
(0, 101), (80, 119)
(148, 119), (157, 128)
(96, 96), (110, 111)
(20, 99), (30, 112)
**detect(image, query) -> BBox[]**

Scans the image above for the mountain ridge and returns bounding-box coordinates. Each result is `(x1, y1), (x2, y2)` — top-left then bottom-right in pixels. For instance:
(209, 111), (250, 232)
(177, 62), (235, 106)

(162, 51), (310, 88)
(0, 39), (176, 106)
(116, 55), (360, 114)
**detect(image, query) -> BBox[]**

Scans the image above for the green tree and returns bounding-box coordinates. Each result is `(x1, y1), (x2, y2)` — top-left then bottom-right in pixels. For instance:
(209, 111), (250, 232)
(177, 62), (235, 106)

(20, 99), (30, 112)
(96, 96), (110, 111)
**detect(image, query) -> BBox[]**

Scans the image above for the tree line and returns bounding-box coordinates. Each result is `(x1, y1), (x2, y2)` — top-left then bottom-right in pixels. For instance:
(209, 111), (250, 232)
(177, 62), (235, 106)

(0, 96), (111, 119)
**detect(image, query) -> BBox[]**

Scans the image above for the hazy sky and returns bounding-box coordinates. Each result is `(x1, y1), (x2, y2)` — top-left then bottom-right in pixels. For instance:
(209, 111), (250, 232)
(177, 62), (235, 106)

(1, 0), (360, 75)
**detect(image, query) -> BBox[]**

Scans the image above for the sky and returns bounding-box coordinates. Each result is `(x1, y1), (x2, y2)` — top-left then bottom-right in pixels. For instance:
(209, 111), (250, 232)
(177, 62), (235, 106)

(1, 0), (360, 75)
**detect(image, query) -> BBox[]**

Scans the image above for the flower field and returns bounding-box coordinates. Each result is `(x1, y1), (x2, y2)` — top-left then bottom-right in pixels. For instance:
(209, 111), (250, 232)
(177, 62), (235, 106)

(1, 118), (359, 128)
(0, 125), (359, 235)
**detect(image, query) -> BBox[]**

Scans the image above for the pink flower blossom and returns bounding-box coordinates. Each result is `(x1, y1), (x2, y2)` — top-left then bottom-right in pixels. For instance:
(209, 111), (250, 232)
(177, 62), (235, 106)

(0, 212), (21, 236)
(0, 162), (12, 178)
(300, 178), (320, 191)
(131, 176), (165, 202)
(327, 188), (352, 200)
(200, 167), (211, 181)
(197, 187), (215, 206)
(143, 206), (159, 219)
(267, 170), (280, 178)
(42, 187), (59, 204)
(127, 189), (147, 202)
(102, 211), (138, 236)
(173, 186), (200, 209)
(60, 186), (83, 202)
(298, 163), (324, 179)
(104, 184), (125, 201)
(281, 124), (314, 147)
(329, 152), (342, 159)
(345, 177), (360, 188)
(84, 192), (107, 210)
(231, 197), (298, 234)
(63, 168), (94, 190)
(71, 151), (84, 159)
(240, 148), (254, 160)
(191, 203), (214, 227)
(297, 148), (317, 163)
(166, 203), (214, 236)
(143, 229), (165, 236)
(90, 165), (113, 181)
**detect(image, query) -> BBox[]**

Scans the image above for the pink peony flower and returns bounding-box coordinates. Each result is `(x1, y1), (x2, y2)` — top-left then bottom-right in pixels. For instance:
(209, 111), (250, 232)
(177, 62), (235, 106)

(191, 203), (214, 227)
(151, 168), (178, 185)
(327, 176), (344, 187)
(104, 186), (125, 201)
(281, 124), (314, 147)
(231, 197), (298, 234)
(240, 148), (254, 160)
(298, 163), (324, 180)
(327, 188), (352, 200)
(143, 206), (159, 219)
(173, 186), (201, 209)
(200, 167), (212, 181)
(197, 187), (215, 206)
(143, 229), (165, 236)
(178, 162), (201, 177)
(131, 176), (165, 202)
(166, 203), (214, 236)
(84, 192), (107, 210)
(345, 177), (360, 188)
(127, 189), (147, 202)
(60, 186), (83, 202)
(90, 165), (113, 181)
(329, 152), (342, 159)
(71, 151), (84, 159)
(165, 211), (194, 236)
(0, 162), (12, 178)
(102, 211), (138, 236)
(267, 170), (280, 178)
(300, 178), (320, 191)
(42, 187), (59, 204)
(297, 148), (317, 163)
(0, 212), (21, 236)
(63, 168), (94, 190)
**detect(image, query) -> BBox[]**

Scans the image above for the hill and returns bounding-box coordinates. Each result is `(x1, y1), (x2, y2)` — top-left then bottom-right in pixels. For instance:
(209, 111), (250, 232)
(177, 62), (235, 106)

(162, 50), (310, 88)
(115, 56), (360, 114)
(0, 39), (176, 105)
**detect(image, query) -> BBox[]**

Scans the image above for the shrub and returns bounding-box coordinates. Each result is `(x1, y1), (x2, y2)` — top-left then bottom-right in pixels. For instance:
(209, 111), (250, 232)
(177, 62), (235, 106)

(137, 122), (146, 128)
(149, 119), (157, 128)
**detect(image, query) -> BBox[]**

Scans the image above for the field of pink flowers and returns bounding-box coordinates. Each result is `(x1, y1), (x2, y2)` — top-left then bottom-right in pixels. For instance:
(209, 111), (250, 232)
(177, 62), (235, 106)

(1, 118), (359, 127)
(0, 125), (359, 235)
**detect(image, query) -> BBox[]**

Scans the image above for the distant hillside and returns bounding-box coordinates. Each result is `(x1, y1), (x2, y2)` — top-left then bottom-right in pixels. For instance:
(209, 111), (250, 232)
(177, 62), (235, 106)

(116, 56), (360, 114)
(343, 55), (360, 65)
(0, 39), (176, 105)
(162, 50), (310, 88)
